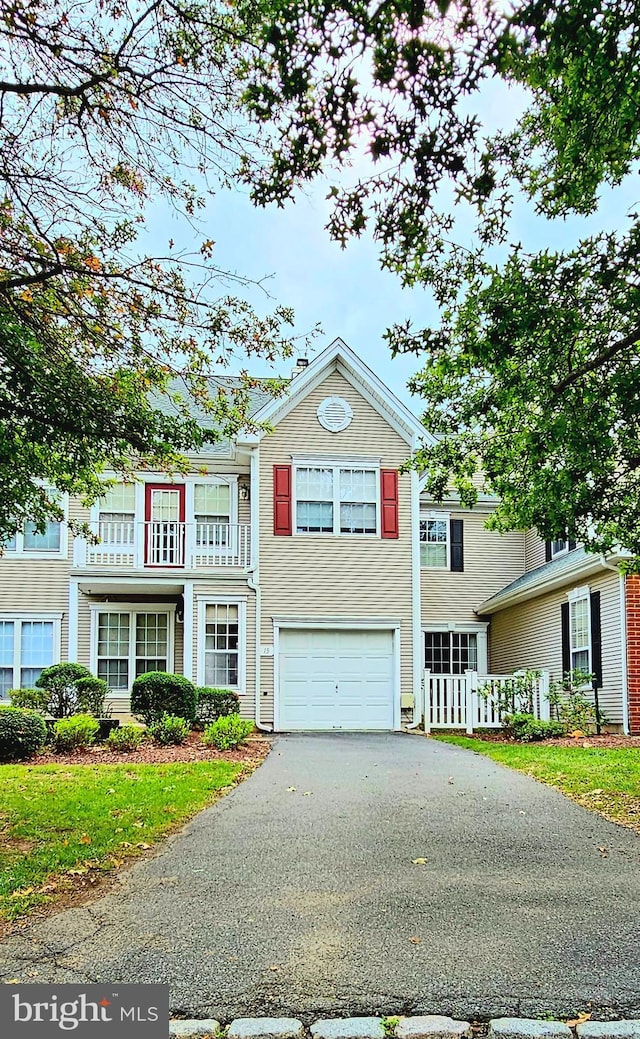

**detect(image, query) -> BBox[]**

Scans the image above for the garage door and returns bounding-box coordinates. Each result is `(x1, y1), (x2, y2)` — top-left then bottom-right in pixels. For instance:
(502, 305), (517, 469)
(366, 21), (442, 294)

(278, 628), (395, 731)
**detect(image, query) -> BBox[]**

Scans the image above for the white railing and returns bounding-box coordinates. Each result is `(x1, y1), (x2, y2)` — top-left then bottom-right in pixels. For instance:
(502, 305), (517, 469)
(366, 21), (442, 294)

(424, 669), (550, 734)
(73, 521), (251, 570)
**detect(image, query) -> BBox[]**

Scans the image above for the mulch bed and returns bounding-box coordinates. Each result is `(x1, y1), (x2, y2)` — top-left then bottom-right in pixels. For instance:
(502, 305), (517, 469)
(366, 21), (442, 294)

(17, 732), (271, 767)
(448, 731), (640, 749)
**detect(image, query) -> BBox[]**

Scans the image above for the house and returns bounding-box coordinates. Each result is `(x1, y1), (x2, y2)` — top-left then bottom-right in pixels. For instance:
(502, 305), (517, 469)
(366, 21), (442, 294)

(1, 338), (638, 733)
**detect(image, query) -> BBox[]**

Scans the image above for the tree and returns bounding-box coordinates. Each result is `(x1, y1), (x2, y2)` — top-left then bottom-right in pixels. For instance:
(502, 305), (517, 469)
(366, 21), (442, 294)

(0, 0), (312, 535)
(236, 0), (640, 557)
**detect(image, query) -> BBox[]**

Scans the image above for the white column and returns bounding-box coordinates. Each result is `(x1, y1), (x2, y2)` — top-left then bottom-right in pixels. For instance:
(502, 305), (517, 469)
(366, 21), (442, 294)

(68, 579), (79, 663)
(182, 581), (195, 682)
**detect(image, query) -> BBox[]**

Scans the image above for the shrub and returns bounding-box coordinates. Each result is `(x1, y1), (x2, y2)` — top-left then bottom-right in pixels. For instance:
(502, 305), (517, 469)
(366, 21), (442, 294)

(106, 724), (146, 752)
(202, 715), (253, 750)
(548, 670), (602, 733)
(52, 713), (100, 753)
(35, 663), (94, 717)
(504, 712), (565, 743)
(195, 687), (240, 727)
(0, 706), (47, 761)
(149, 713), (191, 745)
(76, 676), (110, 718)
(8, 686), (50, 714)
(131, 672), (197, 725)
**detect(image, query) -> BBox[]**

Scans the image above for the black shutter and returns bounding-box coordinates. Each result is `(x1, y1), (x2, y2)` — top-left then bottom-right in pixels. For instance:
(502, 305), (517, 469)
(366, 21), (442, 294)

(545, 541), (552, 562)
(450, 519), (464, 572)
(590, 590), (602, 686)
(568, 539), (577, 551)
(561, 601), (570, 677)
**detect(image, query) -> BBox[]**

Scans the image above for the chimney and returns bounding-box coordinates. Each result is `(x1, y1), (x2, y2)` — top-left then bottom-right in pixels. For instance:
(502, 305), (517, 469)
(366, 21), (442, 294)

(291, 357), (309, 378)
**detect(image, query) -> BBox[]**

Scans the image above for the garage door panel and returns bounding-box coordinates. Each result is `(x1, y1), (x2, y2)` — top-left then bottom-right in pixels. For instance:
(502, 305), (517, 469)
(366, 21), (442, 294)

(278, 628), (395, 731)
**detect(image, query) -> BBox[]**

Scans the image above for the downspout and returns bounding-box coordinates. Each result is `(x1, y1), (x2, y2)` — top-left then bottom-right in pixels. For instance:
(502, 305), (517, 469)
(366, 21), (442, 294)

(247, 444), (272, 732)
(406, 464), (423, 730)
(600, 555), (630, 734)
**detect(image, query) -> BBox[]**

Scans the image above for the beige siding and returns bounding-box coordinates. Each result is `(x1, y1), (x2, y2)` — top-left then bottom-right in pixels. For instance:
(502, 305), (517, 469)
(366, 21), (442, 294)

(0, 559), (71, 660)
(258, 369), (414, 727)
(525, 529), (547, 572)
(421, 510), (524, 624)
(191, 579), (256, 722)
(489, 569), (624, 723)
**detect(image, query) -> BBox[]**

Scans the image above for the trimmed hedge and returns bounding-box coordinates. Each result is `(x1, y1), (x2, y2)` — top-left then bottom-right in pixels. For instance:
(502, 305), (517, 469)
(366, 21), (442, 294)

(35, 663), (94, 717)
(195, 687), (240, 727)
(0, 706), (47, 761)
(131, 672), (197, 725)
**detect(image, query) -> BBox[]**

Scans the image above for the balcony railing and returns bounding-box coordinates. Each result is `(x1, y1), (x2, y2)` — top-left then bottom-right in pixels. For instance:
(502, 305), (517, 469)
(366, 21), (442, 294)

(73, 521), (251, 570)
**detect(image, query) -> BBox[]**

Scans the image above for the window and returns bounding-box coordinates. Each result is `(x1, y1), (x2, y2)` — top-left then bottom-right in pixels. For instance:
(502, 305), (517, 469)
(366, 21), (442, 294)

(551, 539), (569, 557)
(425, 631), (478, 675)
(0, 618), (58, 697)
(204, 604), (239, 686)
(3, 492), (65, 555)
(295, 466), (377, 535)
(194, 483), (231, 547)
(569, 595), (591, 673)
(95, 610), (171, 691)
(98, 485), (136, 544)
(420, 515), (449, 568)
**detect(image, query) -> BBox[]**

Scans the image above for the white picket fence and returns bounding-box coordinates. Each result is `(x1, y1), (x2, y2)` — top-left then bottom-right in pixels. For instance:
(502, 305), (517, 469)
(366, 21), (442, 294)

(424, 669), (551, 734)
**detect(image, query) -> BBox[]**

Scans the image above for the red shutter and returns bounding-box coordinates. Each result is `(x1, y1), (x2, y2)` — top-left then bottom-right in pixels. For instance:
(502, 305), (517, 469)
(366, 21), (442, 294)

(273, 465), (292, 536)
(380, 469), (399, 539)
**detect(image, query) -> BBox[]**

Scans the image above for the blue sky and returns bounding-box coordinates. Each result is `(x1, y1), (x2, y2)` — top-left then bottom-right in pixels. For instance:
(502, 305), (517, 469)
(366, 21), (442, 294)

(147, 75), (640, 417)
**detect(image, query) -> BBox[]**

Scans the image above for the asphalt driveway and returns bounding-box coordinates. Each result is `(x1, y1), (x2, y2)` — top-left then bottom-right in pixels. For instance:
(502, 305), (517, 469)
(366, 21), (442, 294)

(1, 733), (640, 1021)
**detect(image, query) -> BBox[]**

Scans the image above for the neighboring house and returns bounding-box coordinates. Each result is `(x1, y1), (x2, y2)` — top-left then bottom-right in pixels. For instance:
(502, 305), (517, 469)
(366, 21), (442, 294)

(1, 338), (638, 733)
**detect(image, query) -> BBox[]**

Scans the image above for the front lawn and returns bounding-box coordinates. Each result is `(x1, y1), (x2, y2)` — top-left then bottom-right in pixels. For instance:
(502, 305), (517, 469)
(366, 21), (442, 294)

(0, 760), (247, 923)
(432, 734), (640, 832)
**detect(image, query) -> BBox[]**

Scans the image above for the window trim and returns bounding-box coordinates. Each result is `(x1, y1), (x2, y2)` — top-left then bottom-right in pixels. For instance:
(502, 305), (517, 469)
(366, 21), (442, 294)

(292, 460), (381, 537)
(0, 613), (62, 698)
(551, 539), (570, 558)
(419, 511), (450, 570)
(89, 604), (175, 692)
(197, 597), (246, 693)
(567, 585), (592, 677)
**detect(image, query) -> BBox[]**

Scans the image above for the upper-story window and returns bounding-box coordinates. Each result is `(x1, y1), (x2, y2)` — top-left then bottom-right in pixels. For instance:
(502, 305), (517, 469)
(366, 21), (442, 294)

(98, 485), (136, 544)
(419, 513), (464, 571)
(295, 466), (377, 535)
(2, 492), (66, 556)
(194, 483), (231, 547)
(420, 515), (449, 568)
(552, 539), (569, 557)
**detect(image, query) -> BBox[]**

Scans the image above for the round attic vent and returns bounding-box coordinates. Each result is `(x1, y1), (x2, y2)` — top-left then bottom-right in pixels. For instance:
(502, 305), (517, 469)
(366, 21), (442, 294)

(317, 396), (353, 432)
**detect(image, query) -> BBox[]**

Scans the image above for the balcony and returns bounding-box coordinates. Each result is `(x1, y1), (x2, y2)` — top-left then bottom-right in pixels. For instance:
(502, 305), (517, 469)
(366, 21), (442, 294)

(73, 521), (251, 571)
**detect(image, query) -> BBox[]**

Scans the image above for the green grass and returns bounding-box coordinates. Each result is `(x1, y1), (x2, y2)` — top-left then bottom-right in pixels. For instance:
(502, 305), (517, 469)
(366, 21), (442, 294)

(0, 760), (245, 921)
(432, 734), (640, 831)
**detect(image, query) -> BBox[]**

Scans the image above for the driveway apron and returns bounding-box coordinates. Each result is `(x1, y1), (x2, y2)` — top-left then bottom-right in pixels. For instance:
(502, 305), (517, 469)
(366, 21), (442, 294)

(1, 733), (639, 1021)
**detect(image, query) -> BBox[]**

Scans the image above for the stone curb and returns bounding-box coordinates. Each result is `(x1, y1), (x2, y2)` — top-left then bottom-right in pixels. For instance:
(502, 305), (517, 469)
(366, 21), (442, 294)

(169, 1017), (640, 1039)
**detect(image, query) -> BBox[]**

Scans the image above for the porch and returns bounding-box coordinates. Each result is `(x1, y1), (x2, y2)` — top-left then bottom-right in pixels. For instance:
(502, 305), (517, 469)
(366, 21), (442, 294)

(424, 669), (551, 734)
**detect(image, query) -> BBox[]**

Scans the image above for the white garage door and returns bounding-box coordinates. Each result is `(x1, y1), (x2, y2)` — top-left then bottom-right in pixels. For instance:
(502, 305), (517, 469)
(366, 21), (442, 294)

(278, 628), (395, 731)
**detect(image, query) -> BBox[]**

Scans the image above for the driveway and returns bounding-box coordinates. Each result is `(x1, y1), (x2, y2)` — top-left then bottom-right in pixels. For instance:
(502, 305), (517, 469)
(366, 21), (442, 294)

(1, 733), (640, 1021)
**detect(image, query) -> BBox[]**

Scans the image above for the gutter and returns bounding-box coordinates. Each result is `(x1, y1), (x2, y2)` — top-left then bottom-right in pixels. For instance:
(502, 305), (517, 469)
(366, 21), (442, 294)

(247, 444), (272, 733)
(600, 555), (630, 735)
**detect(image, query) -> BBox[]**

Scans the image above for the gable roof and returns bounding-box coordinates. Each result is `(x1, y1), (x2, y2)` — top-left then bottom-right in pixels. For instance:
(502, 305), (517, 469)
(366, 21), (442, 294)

(249, 338), (434, 448)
